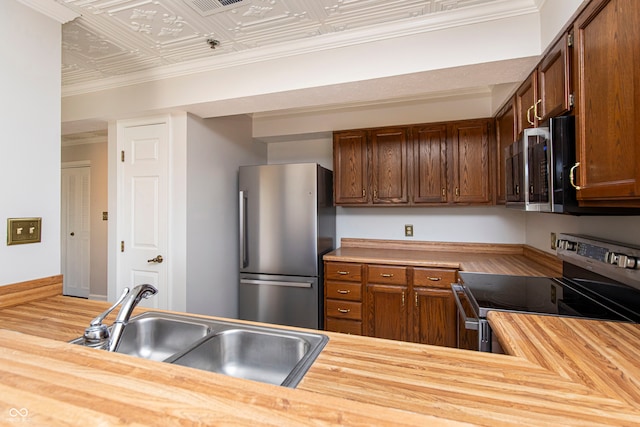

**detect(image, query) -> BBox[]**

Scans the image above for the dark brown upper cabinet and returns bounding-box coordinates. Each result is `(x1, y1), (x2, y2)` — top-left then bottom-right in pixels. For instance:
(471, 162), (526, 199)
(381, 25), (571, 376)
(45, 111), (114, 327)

(573, 0), (640, 206)
(333, 118), (495, 207)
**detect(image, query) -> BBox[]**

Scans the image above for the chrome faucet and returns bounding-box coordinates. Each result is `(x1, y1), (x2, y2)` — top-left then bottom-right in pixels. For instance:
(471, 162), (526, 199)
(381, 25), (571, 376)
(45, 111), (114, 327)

(83, 284), (158, 351)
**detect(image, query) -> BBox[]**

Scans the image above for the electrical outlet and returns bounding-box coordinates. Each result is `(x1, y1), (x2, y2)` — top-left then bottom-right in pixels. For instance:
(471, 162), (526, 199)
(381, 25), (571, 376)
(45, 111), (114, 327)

(405, 224), (414, 237)
(550, 232), (557, 250)
(7, 217), (42, 245)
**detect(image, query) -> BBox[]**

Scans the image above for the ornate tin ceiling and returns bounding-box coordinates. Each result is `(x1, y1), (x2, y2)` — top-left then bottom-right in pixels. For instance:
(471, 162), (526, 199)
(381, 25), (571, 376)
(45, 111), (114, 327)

(58, 0), (530, 88)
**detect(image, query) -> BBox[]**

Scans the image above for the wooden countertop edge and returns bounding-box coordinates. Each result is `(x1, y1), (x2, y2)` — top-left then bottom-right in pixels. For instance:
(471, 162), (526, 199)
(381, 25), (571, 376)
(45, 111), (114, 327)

(324, 241), (562, 276)
(0, 275), (63, 309)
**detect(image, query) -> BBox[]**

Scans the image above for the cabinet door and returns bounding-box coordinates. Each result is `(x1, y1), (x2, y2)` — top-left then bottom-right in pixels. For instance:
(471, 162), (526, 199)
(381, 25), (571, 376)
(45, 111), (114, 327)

(516, 72), (538, 133)
(449, 119), (492, 204)
(366, 284), (408, 341)
(412, 124), (448, 204)
(333, 131), (369, 205)
(412, 287), (457, 348)
(538, 32), (572, 121)
(574, 0), (640, 205)
(495, 99), (517, 205)
(370, 127), (409, 204)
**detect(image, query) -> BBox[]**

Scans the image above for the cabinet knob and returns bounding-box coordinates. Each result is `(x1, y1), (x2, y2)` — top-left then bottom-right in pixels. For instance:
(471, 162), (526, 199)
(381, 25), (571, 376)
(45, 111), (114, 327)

(381, 273), (394, 278)
(337, 289), (350, 294)
(337, 271), (349, 275)
(337, 308), (351, 314)
(427, 277), (441, 281)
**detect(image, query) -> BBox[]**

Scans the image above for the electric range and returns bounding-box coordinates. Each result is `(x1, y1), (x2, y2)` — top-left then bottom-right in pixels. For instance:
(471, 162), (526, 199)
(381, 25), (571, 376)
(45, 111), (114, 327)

(453, 234), (640, 352)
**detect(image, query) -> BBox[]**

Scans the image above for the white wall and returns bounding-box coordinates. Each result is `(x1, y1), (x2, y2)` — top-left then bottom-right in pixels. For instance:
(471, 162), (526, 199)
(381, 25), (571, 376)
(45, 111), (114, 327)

(255, 91), (497, 139)
(337, 207), (525, 244)
(526, 212), (640, 254)
(0, 1), (61, 285)
(539, 0), (587, 48)
(186, 114), (266, 318)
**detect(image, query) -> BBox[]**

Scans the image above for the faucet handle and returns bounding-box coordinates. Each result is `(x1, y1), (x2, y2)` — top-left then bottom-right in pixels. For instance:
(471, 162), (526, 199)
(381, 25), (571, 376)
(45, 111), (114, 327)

(83, 288), (130, 348)
(89, 288), (130, 327)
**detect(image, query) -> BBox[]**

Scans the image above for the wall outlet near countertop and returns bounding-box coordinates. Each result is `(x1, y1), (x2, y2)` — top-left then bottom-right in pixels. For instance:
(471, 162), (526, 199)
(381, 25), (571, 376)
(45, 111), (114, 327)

(405, 224), (414, 237)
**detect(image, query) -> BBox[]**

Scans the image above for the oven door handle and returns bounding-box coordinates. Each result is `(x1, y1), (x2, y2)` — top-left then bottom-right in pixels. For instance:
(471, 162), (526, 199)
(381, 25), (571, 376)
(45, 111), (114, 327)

(451, 284), (479, 330)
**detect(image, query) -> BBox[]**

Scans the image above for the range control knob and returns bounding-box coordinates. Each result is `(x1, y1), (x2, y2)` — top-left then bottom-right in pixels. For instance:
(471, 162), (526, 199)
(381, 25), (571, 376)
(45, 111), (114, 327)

(606, 252), (638, 269)
(557, 239), (577, 251)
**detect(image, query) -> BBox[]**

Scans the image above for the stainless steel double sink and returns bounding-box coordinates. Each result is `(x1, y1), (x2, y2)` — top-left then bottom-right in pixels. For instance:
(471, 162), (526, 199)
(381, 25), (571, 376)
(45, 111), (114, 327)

(71, 312), (328, 388)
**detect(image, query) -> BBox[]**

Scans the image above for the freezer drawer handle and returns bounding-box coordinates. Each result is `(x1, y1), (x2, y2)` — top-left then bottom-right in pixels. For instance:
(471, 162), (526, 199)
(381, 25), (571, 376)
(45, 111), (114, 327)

(240, 279), (312, 288)
(451, 283), (479, 330)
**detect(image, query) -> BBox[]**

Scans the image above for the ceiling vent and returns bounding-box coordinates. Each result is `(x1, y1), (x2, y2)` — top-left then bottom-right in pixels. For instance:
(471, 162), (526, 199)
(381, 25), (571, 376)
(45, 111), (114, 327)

(184, 0), (250, 16)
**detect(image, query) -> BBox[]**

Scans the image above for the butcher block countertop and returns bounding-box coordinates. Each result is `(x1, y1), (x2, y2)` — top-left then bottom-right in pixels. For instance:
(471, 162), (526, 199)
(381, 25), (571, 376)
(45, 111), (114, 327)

(3, 277), (640, 425)
(323, 239), (563, 277)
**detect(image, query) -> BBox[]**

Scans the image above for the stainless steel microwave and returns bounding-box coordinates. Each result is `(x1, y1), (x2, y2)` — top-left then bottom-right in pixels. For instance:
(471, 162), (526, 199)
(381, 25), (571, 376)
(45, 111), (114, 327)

(505, 116), (579, 213)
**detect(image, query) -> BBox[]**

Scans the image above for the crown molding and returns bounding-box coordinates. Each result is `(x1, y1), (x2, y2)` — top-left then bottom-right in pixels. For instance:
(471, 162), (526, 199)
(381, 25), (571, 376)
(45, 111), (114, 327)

(17, 0), (80, 24)
(61, 0), (539, 97)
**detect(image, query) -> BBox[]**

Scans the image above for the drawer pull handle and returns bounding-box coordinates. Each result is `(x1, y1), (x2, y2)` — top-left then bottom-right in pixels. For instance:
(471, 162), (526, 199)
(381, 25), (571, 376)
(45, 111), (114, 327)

(337, 289), (351, 294)
(337, 308), (351, 314)
(428, 277), (441, 281)
(381, 273), (394, 278)
(337, 271), (349, 275)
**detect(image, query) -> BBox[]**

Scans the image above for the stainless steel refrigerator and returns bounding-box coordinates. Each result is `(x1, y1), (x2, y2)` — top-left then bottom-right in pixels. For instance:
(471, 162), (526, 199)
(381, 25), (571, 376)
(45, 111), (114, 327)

(238, 163), (336, 329)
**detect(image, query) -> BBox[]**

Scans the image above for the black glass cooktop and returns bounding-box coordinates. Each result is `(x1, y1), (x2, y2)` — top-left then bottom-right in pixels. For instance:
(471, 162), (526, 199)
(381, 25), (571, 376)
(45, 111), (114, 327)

(458, 271), (640, 322)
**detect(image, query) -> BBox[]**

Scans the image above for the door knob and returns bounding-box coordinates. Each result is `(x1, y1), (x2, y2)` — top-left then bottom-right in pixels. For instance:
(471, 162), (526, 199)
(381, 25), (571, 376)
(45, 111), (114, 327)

(147, 255), (164, 263)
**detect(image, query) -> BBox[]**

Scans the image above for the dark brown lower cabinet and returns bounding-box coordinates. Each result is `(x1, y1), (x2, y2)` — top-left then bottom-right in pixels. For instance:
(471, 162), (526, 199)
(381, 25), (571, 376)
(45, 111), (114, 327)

(366, 283), (409, 341)
(413, 287), (457, 348)
(359, 264), (458, 346)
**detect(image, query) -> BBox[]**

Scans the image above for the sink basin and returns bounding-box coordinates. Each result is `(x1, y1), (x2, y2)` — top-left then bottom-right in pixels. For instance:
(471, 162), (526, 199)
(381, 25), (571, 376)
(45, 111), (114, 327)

(115, 314), (211, 361)
(70, 311), (328, 388)
(168, 328), (323, 387)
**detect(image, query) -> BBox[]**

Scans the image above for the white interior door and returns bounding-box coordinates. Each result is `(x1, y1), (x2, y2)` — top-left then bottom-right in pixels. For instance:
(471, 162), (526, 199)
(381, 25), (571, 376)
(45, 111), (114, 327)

(61, 166), (91, 298)
(118, 122), (169, 310)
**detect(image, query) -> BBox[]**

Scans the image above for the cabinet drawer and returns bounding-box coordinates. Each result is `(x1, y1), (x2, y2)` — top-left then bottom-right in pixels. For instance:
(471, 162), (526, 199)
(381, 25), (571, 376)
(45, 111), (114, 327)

(326, 281), (362, 301)
(325, 262), (363, 282)
(326, 318), (362, 335)
(413, 268), (457, 289)
(367, 265), (407, 285)
(326, 300), (362, 320)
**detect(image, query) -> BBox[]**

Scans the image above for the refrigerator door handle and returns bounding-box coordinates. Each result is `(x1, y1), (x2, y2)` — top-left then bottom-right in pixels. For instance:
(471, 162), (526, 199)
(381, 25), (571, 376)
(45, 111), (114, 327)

(240, 279), (312, 288)
(239, 190), (248, 269)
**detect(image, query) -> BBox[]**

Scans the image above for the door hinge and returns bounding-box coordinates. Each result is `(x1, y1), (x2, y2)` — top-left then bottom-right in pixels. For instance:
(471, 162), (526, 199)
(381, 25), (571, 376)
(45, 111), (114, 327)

(567, 32), (574, 47)
(121, 241), (125, 252)
(569, 93), (575, 108)
(121, 151), (125, 162)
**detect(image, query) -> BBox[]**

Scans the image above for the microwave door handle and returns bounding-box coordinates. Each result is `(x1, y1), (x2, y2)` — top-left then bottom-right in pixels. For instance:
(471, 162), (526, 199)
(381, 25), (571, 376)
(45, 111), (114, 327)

(451, 284), (479, 330)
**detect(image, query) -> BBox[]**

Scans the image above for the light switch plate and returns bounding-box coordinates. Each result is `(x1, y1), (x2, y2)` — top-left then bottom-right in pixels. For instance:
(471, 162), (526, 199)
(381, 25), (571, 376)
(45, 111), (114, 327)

(7, 218), (42, 245)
